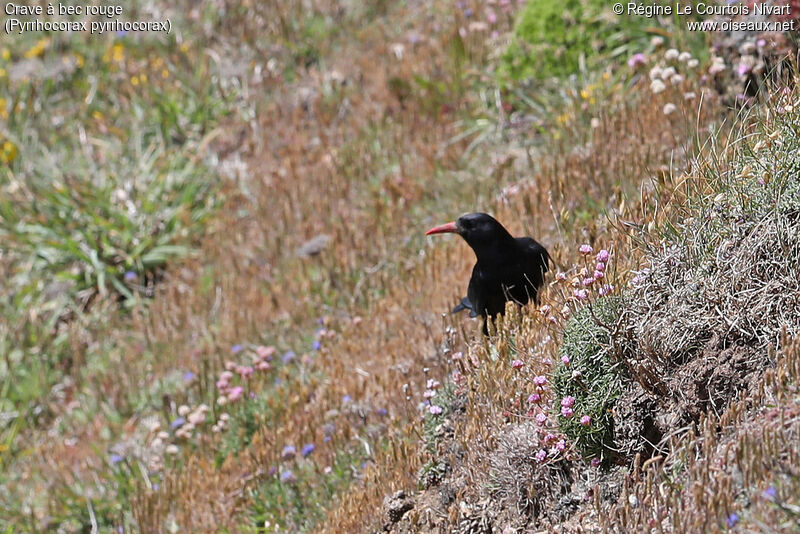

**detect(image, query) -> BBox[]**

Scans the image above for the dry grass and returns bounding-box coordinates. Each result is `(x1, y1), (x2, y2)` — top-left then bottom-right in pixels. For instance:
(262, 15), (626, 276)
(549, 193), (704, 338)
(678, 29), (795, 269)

(4, 0), (798, 532)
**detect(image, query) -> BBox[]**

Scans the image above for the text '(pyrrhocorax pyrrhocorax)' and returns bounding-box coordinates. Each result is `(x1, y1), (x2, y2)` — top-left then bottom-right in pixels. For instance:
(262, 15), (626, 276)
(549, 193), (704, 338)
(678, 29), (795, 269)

(426, 212), (550, 334)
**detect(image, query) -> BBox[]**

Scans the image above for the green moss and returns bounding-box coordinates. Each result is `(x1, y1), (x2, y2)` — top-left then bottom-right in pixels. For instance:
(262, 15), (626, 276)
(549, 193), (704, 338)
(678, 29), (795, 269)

(553, 296), (626, 461)
(500, 0), (654, 81)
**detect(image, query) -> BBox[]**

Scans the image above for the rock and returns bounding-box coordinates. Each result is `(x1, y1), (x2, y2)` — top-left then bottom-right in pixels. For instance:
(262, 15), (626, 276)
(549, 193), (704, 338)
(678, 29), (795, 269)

(384, 490), (415, 525)
(296, 234), (331, 258)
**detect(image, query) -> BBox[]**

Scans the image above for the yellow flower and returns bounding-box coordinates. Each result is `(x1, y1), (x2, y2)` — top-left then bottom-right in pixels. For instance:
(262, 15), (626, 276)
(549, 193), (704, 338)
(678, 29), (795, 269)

(1, 140), (18, 164)
(580, 89), (590, 100)
(603, 71), (611, 80)
(161, 69), (169, 78)
(92, 110), (103, 120)
(131, 75), (139, 86)
(140, 73), (147, 83)
(0, 98), (7, 119)
(24, 38), (50, 59)
(1, 48), (9, 61)
(75, 53), (85, 68)
(0, 68), (6, 79)
(556, 113), (570, 125)
(112, 43), (124, 63)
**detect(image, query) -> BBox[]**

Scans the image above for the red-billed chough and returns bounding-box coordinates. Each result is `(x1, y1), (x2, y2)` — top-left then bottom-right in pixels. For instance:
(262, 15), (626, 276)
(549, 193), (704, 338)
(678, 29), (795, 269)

(426, 212), (550, 334)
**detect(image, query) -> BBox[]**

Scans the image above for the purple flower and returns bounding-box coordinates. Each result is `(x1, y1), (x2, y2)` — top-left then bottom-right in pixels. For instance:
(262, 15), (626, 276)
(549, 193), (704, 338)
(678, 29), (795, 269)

(342, 394), (352, 403)
(280, 469), (296, 483)
(727, 512), (739, 527)
(555, 439), (566, 451)
(281, 445), (296, 461)
(301, 443), (315, 458)
(183, 371), (196, 382)
(123, 271), (137, 281)
(591, 458), (600, 467)
(464, 7), (473, 17)
(580, 415), (591, 426)
(512, 359), (524, 369)
(282, 351), (295, 363)
(528, 393), (541, 403)
(579, 244), (593, 255)
(561, 396), (575, 408)
(170, 417), (186, 429)
(110, 453), (124, 464)
(312, 340), (322, 351)
(627, 53), (648, 68)
(231, 344), (243, 354)
(535, 449), (547, 463)
(763, 485), (776, 500)
(596, 249), (610, 263)
(535, 412), (547, 425)
(737, 62), (751, 77)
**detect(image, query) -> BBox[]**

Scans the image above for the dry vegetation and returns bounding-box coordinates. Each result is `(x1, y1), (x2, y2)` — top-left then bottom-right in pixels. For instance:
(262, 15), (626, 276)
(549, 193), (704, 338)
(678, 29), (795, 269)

(1, 0), (799, 532)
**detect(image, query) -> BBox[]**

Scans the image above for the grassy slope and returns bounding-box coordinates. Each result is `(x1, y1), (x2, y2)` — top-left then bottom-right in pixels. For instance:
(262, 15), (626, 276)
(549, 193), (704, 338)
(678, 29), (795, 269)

(1, 0), (798, 532)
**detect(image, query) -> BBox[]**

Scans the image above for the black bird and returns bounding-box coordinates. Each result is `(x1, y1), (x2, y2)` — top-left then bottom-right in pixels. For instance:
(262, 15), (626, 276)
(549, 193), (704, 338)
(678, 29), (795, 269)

(426, 212), (550, 334)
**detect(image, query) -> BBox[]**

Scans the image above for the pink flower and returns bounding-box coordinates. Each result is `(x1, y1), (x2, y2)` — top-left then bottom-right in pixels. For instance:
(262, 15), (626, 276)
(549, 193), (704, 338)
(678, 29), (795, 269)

(574, 289), (588, 301)
(424, 389), (436, 399)
(216, 378), (230, 391)
(580, 415), (592, 426)
(579, 244), (593, 255)
(535, 449), (547, 463)
(595, 262), (606, 272)
(512, 359), (524, 369)
(255, 345), (276, 361)
(561, 396), (575, 408)
(528, 393), (541, 403)
(582, 277), (594, 286)
(598, 284), (615, 296)
(426, 379), (441, 389)
(561, 355), (570, 365)
(544, 433), (556, 443)
(596, 249), (610, 263)
(429, 405), (443, 415)
(627, 53), (648, 68)
(591, 458), (601, 467)
(237, 365), (254, 379)
(533, 375), (547, 387)
(220, 371), (234, 381)
(535, 412), (547, 425)
(593, 270), (604, 280)
(561, 406), (574, 418)
(556, 272), (567, 281)
(227, 386), (244, 402)
(256, 361), (271, 371)
(486, 8), (497, 23)
(555, 439), (566, 451)
(224, 361), (236, 371)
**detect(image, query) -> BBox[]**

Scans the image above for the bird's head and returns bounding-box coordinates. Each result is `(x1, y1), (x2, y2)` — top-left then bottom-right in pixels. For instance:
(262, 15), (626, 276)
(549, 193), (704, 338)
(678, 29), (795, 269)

(426, 212), (514, 257)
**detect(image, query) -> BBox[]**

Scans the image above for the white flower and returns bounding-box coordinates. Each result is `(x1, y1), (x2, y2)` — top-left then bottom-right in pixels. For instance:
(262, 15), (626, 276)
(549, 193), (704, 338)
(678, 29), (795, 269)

(671, 74), (685, 85)
(649, 66), (663, 80)
(665, 48), (680, 60)
(660, 66), (677, 79)
(687, 59), (699, 68)
(678, 51), (692, 62)
(650, 79), (667, 94)
(683, 92), (697, 100)
(663, 103), (677, 115)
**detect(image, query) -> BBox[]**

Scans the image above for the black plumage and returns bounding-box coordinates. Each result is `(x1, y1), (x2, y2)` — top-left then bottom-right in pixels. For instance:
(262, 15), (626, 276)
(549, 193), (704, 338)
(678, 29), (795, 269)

(426, 212), (550, 333)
